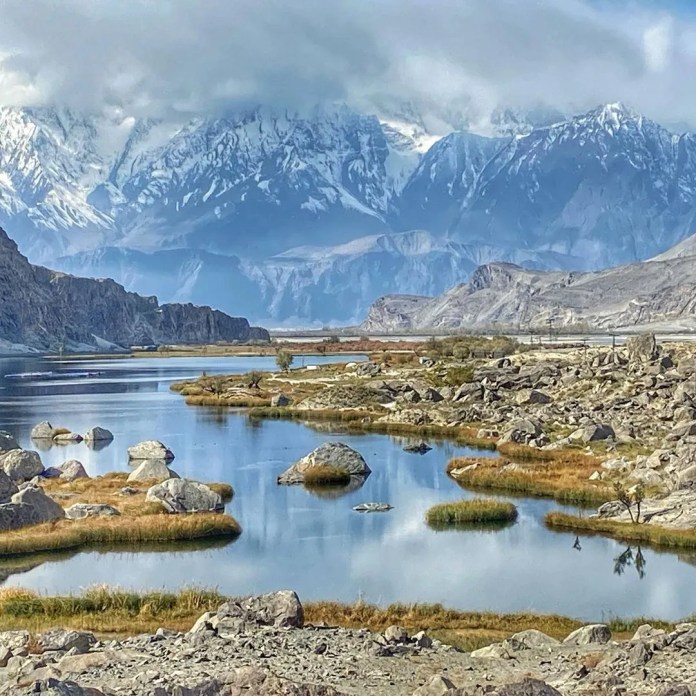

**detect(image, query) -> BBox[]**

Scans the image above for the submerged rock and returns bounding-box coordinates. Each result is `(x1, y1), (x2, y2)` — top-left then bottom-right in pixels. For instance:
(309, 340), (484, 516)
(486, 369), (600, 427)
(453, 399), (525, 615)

(403, 441), (432, 454)
(353, 502), (393, 513)
(146, 479), (223, 513)
(278, 442), (371, 485)
(128, 440), (174, 462)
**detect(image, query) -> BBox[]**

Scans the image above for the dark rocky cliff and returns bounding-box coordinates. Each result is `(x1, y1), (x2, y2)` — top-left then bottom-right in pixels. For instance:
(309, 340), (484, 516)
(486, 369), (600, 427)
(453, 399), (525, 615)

(0, 228), (269, 351)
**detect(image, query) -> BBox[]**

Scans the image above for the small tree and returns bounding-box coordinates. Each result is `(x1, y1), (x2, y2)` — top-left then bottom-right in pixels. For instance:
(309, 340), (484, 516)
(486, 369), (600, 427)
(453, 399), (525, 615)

(276, 351), (293, 372)
(612, 481), (645, 524)
(246, 370), (262, 389)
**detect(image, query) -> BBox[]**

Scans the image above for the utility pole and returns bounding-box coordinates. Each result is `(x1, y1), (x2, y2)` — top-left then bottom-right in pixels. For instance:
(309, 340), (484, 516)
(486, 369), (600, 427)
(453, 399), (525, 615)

(546, 317), (555, 344)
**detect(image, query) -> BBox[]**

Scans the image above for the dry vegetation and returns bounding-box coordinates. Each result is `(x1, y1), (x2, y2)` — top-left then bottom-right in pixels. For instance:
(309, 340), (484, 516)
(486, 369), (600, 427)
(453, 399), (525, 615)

(425, 499), (518, 530)
(0, 474), (239, 558)
(0, 588), (676, 651)
(302, 465), (352, 486)
(447, 447), (611, 506)
(546, 512), (696, 550)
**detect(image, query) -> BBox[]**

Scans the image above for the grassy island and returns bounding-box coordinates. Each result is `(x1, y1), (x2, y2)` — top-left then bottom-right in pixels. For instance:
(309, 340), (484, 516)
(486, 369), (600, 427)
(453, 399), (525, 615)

(425, 498), (518, 530)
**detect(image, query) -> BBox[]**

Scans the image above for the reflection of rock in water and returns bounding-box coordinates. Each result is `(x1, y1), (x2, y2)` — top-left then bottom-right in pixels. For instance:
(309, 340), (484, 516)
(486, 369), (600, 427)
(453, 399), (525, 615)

(0, 537), (237, 585)
(84, 438), (113, 452)
(303, 475), (367, 500)
(677, 552), (696, 567)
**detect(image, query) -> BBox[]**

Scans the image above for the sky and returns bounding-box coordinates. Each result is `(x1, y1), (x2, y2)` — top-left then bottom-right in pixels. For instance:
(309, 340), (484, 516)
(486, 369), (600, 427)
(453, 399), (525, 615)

(0, 0), (695, 128)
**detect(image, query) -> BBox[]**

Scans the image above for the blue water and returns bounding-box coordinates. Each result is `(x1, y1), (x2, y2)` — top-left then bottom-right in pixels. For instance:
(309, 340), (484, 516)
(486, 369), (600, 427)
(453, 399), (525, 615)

(0, 355), (694, 621)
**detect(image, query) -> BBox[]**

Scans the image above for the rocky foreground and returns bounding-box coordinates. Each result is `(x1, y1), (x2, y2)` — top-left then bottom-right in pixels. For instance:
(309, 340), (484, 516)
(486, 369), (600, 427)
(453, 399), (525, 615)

(1, 591), (693, 695)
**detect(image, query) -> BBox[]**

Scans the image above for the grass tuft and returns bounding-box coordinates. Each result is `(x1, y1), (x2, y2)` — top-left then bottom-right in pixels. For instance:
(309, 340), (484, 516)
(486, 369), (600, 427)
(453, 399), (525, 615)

(302, 465), (352, 486)
(426, 498), (517, 530)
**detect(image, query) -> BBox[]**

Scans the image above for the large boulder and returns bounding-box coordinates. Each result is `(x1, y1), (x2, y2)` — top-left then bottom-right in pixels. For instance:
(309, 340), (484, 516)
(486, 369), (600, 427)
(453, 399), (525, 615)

(626, 333), (659, 362)
(127, 440), (174, 462)
(1, 449), (44, 481)
(127, 459), (179, 483)
(59, 460), (89, 481)
(146, 479), (223, 513)
(38, 628), (96, 654)
(0, 432), (18, 453)
(215, 590), (304, 632)
(499, 418), (544, 446)
(83, 426), (113, 442)
(578, 423), (615, 443)
(277, 442), (371, 485)
(30, 421), (56, 440)
(497, 680), (563, 696)
(0, 486), (65, 531)
(0, 470), (18, 503)
(563, 624), (611, 646)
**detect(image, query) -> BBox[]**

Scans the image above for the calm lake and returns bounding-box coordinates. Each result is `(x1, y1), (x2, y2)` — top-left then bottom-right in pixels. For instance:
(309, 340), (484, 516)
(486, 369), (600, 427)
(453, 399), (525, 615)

(0, 354), (695, 621)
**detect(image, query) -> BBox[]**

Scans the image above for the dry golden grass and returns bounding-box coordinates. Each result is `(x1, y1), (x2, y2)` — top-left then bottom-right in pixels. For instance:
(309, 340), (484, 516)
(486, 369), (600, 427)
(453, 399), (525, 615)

(50, 427), (72, 437)
(447, 449), (612, 506)
(0, 588), (678, 648)
(546, 512), (696, 550)
(426, 498), (518, 530)
(302, 465), (352, 486)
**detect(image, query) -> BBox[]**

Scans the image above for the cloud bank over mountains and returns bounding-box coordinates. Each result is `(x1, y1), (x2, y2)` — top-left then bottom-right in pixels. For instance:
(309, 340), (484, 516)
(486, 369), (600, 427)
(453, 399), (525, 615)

(0, 0), (694, 128)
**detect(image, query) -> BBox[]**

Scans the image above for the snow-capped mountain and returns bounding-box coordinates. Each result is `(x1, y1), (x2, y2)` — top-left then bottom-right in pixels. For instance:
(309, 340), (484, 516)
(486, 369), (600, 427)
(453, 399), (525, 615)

(4, 101), (696, 324)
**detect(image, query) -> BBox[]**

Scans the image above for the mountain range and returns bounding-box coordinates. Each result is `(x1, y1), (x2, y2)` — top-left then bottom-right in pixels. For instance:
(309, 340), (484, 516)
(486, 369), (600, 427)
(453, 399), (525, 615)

(3, 102), (696, 324)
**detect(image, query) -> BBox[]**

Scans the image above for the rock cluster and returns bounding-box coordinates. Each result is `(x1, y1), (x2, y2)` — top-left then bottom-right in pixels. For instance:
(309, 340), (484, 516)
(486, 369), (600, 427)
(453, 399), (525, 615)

(3, 592), (695, 695)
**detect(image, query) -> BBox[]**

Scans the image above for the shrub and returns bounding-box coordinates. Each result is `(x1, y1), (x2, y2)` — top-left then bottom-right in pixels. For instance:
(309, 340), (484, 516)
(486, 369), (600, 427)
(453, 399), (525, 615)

(276, 351), (294, 372)
(303, 465), (351, 486)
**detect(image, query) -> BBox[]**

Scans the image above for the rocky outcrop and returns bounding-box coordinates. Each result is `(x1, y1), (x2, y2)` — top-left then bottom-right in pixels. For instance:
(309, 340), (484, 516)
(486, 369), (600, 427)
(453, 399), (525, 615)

(277, 442), (371, 485)
(146, 479), (223, 513)
(0, 485), (65, 531)
(83, 427), (113, 443)
(0, 227), (269, 352)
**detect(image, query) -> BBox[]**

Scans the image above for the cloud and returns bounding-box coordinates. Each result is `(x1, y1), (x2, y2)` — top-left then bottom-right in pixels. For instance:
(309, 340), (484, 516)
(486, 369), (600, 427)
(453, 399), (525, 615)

(0, 0), (694, 128)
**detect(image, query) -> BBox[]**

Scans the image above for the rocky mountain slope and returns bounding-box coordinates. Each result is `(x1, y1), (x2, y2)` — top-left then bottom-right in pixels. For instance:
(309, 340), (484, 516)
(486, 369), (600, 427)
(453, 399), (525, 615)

(0, 227), (268, 352)
(5, 102), (696, 323)
(362, 255), (696, 333)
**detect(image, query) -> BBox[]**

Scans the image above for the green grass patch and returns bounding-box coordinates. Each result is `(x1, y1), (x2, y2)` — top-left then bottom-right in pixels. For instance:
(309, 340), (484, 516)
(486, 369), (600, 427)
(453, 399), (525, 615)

(426, 498), (517, 530)
(546, 512), (696, 550)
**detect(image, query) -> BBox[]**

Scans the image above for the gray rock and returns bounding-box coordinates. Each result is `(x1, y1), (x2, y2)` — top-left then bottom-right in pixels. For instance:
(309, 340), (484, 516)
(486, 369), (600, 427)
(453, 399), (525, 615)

(412, 675), (458, 696)
(127, 440), (174, 462)
(39, 629), (96, 654)
(384, 625), (410, 643)
(497, 679), (563, 696)
(656, 688), (693, 696)
(403, 441), (432, 454)
(563, 623), (611, 645)
(53, 432), (83, 443)
(627, 333), (659, 362)
(11, 485), (65, 523)
(412, 630), (432, 648)
(509, 629), (560, 650)
(0, 431), (18, 452)
(31, 421), (56, 440)
(516, 389), (553, 405)
(64, 503), (121, 519)
(0, 630), (30, 650)
(127, 459), (180, 483)
(580, 423), (615, 442)
(216, 590), (304, 630)
(0, 469), (18, 503)
(422, 387), (444, 402)
(1, 449), (44, 481)
(352, 502), (393, 512)
(146, 478), (223, 513)
(271, 393), (292, 407)
(59, 460), (89, 481)
(83, 426), (114, 442)
(277, 442), (371, 485)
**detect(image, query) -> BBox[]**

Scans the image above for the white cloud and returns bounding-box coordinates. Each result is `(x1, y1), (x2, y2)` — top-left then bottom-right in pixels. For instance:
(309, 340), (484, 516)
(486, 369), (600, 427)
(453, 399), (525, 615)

(0, 0), (694, 127)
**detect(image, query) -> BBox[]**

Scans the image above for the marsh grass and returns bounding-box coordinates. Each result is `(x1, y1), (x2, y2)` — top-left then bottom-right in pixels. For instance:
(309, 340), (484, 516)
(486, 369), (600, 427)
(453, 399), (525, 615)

(0, 588), (680, 647)
(447, 449), (611, 507)
(0, 514), (241, 558)
(426, 499), (517, 530)
(546, 512), (696, 550)
(302, 465), (352, 486)
(50, 427), (72, 437)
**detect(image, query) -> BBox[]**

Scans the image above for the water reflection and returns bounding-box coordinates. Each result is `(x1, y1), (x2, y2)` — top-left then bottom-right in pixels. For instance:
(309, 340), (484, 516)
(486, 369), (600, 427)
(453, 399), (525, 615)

(0, 355), (694, 620)
(614, 546), (647, 580)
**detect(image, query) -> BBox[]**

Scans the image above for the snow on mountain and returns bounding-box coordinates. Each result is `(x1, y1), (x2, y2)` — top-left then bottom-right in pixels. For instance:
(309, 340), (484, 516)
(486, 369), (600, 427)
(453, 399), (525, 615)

(6, 101), (696, 324)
